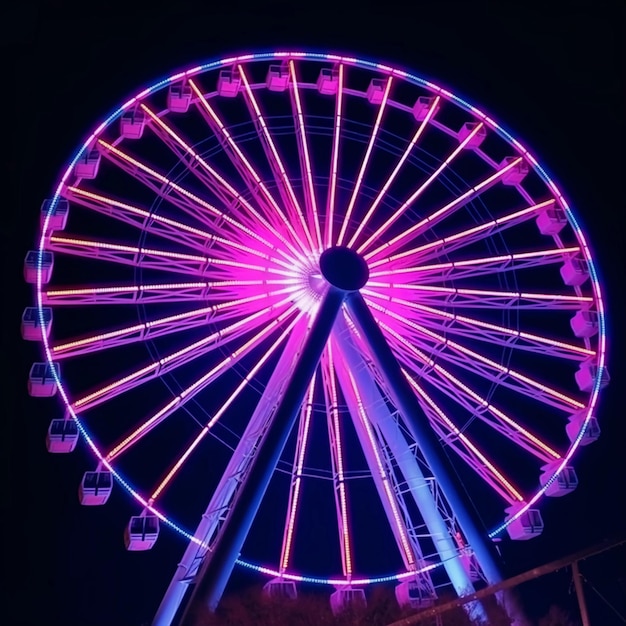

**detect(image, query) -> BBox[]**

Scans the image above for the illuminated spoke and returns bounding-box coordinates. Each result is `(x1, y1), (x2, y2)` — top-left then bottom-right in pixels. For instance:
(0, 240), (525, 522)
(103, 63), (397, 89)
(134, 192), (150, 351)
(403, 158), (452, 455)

(52, 289), (292, 359)
(238, 65), (316, 252)
(372, 308), (585, 412)
(47, 234), (295, 279)
(347, 96), (440, 250)
(363, 157), (524, 263)
(405, 374), (525, 504)
(370, 246), (580, 285)
(288, 60), (323, 249)
(337, 76), (393, 246)
(43, 279), (296, 306)
(97, 139), (281, 254)
(363, 285), (593, 310)
(279, 373), (317, 573)
(322, 344), (353, 578)
(73, 297), (296, 413)
(369, 199), (557, 270)
(139, 104), (303, 260)
(145, 312), (303, 501)
(189, 78), (308, 254)
(377, 293), (594, 360)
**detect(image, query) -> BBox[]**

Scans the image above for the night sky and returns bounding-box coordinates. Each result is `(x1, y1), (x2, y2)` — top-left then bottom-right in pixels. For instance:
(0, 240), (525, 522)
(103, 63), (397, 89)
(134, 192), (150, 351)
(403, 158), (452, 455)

(5, 2), (625, 625)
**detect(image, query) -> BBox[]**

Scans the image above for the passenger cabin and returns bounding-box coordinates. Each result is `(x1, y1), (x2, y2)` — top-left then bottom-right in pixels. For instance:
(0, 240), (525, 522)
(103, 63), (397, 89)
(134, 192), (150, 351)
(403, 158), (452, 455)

(79, 471), (113, 505)
(120, 109), (146, 139)
(413, 96), (439, 122)
(125, 515), (159, 551)
(560, 257), (589, 286)
(536, 206), (567, 236)
(28, 362), (60, 397)
(316, 67), (339, 95)
(40, 198), (69, 231)
(505, 504), (544, 540)
(575, 359), (609, 393)
(168, 83), (192, 112)
(366, 78), (386, 104)
(217, 70), (241, 97)
(395, 579), (436, 609)
(570, 309), (598, 338)
(566, 411), (600, 446)
(330, 587), (366, 616)
(74, 149), (101, 179)
(499, 156), (529, 185)
(263, 578), (297, 600)
(457, 122), (487, 149)
(24, 250), (53, 284)
(266, 64), (289, 92)
(540, 462), (578, 497)
(21, 307), (52, 340)
(46, 419), (78, 453)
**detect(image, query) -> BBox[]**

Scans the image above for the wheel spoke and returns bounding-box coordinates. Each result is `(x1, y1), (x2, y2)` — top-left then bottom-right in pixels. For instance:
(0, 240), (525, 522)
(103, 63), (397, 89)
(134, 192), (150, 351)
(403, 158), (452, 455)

(146, 311), (303, 501)
(322, 344), (354, 578)
(51, 289), (292, 359)
(238, 64), (317, 252)
(287, 59), (323, 250)
(363, 156), (524, 263)
(336, 76), (393, 246)
(72, 297), (296, 412)
(370, 199), (557, 270)
(279, 372), (317, 573)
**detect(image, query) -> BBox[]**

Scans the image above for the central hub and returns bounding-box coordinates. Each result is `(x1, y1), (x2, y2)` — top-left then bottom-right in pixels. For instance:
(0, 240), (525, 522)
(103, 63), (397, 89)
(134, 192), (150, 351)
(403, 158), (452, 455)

(319, 246), (369, 292)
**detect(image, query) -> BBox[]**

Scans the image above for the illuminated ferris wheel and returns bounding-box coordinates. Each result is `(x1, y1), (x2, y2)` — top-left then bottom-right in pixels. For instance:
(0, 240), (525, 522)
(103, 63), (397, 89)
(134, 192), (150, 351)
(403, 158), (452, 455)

(24, 51), (609, 624)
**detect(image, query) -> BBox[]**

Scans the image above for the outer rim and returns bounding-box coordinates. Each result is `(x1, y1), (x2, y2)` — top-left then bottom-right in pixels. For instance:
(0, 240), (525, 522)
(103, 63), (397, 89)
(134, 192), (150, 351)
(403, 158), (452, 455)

(35, 50), (608, 583)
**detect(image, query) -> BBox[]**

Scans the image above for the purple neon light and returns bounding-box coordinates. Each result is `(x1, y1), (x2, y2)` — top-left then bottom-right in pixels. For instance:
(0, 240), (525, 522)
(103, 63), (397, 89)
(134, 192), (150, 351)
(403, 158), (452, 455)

(34, 51), (607, 586)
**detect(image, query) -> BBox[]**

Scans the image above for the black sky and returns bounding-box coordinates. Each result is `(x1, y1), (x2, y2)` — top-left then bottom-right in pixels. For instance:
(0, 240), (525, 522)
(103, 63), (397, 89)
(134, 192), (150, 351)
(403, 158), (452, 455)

(5, 2), (625, 625)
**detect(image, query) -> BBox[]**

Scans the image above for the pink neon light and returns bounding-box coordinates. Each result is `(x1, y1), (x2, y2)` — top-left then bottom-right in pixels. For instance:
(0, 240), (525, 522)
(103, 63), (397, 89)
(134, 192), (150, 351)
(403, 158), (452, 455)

(45, 279), (290, 299)
(356, 105), (475, 255)
(150, 310), (300, 500)
(237, 64), (316, 252)
(109, 306), (299, 464)
(325, 63), (344, 248)
(364, 156), (524, 262)
(363, 283), (593, 303)
(98, 139), (275, 250)
(369, 199), (556, 269)
(405, 373), (523, 502)
(281, 373), (317, 571)
(325, 345), (353, 576)
(337, 75), (393, 246)
(138, 104), (303, 262)
(373, 292), (594, 358)
(52, 291), (285, 355)
(187, 79), (305, 248)
(288, 60), (323, 250)
(49, 234), (295, 277)
(370, 246), (580, 277)
(369, 297), (585, 410)
(346, 96), (440, 250)
(74, 297), (294, 410)
(343, 364), (415, 565)
(367, 300), (561, 460)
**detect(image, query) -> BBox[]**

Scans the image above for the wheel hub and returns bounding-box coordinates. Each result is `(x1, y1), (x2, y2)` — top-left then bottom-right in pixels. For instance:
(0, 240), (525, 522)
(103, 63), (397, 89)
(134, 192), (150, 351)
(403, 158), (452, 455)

(319, 246), (369, 291)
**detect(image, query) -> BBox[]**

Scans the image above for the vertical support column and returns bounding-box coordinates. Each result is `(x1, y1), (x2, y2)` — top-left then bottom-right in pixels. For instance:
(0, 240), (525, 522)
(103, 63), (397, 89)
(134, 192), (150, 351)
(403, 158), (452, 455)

(572, 561), (591, 626)
(345, 292), (503, 588)
(179, 286), (346, 623)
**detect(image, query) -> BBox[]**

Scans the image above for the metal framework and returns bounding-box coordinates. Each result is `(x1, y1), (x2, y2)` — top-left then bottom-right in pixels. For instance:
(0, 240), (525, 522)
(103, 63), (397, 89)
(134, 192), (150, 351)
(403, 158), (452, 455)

(27, 52), (608, 626)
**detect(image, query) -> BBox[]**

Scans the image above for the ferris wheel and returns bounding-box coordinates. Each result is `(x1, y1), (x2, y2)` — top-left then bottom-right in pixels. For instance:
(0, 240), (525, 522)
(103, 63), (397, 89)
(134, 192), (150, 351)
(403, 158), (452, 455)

(24, 51), (609, 624)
